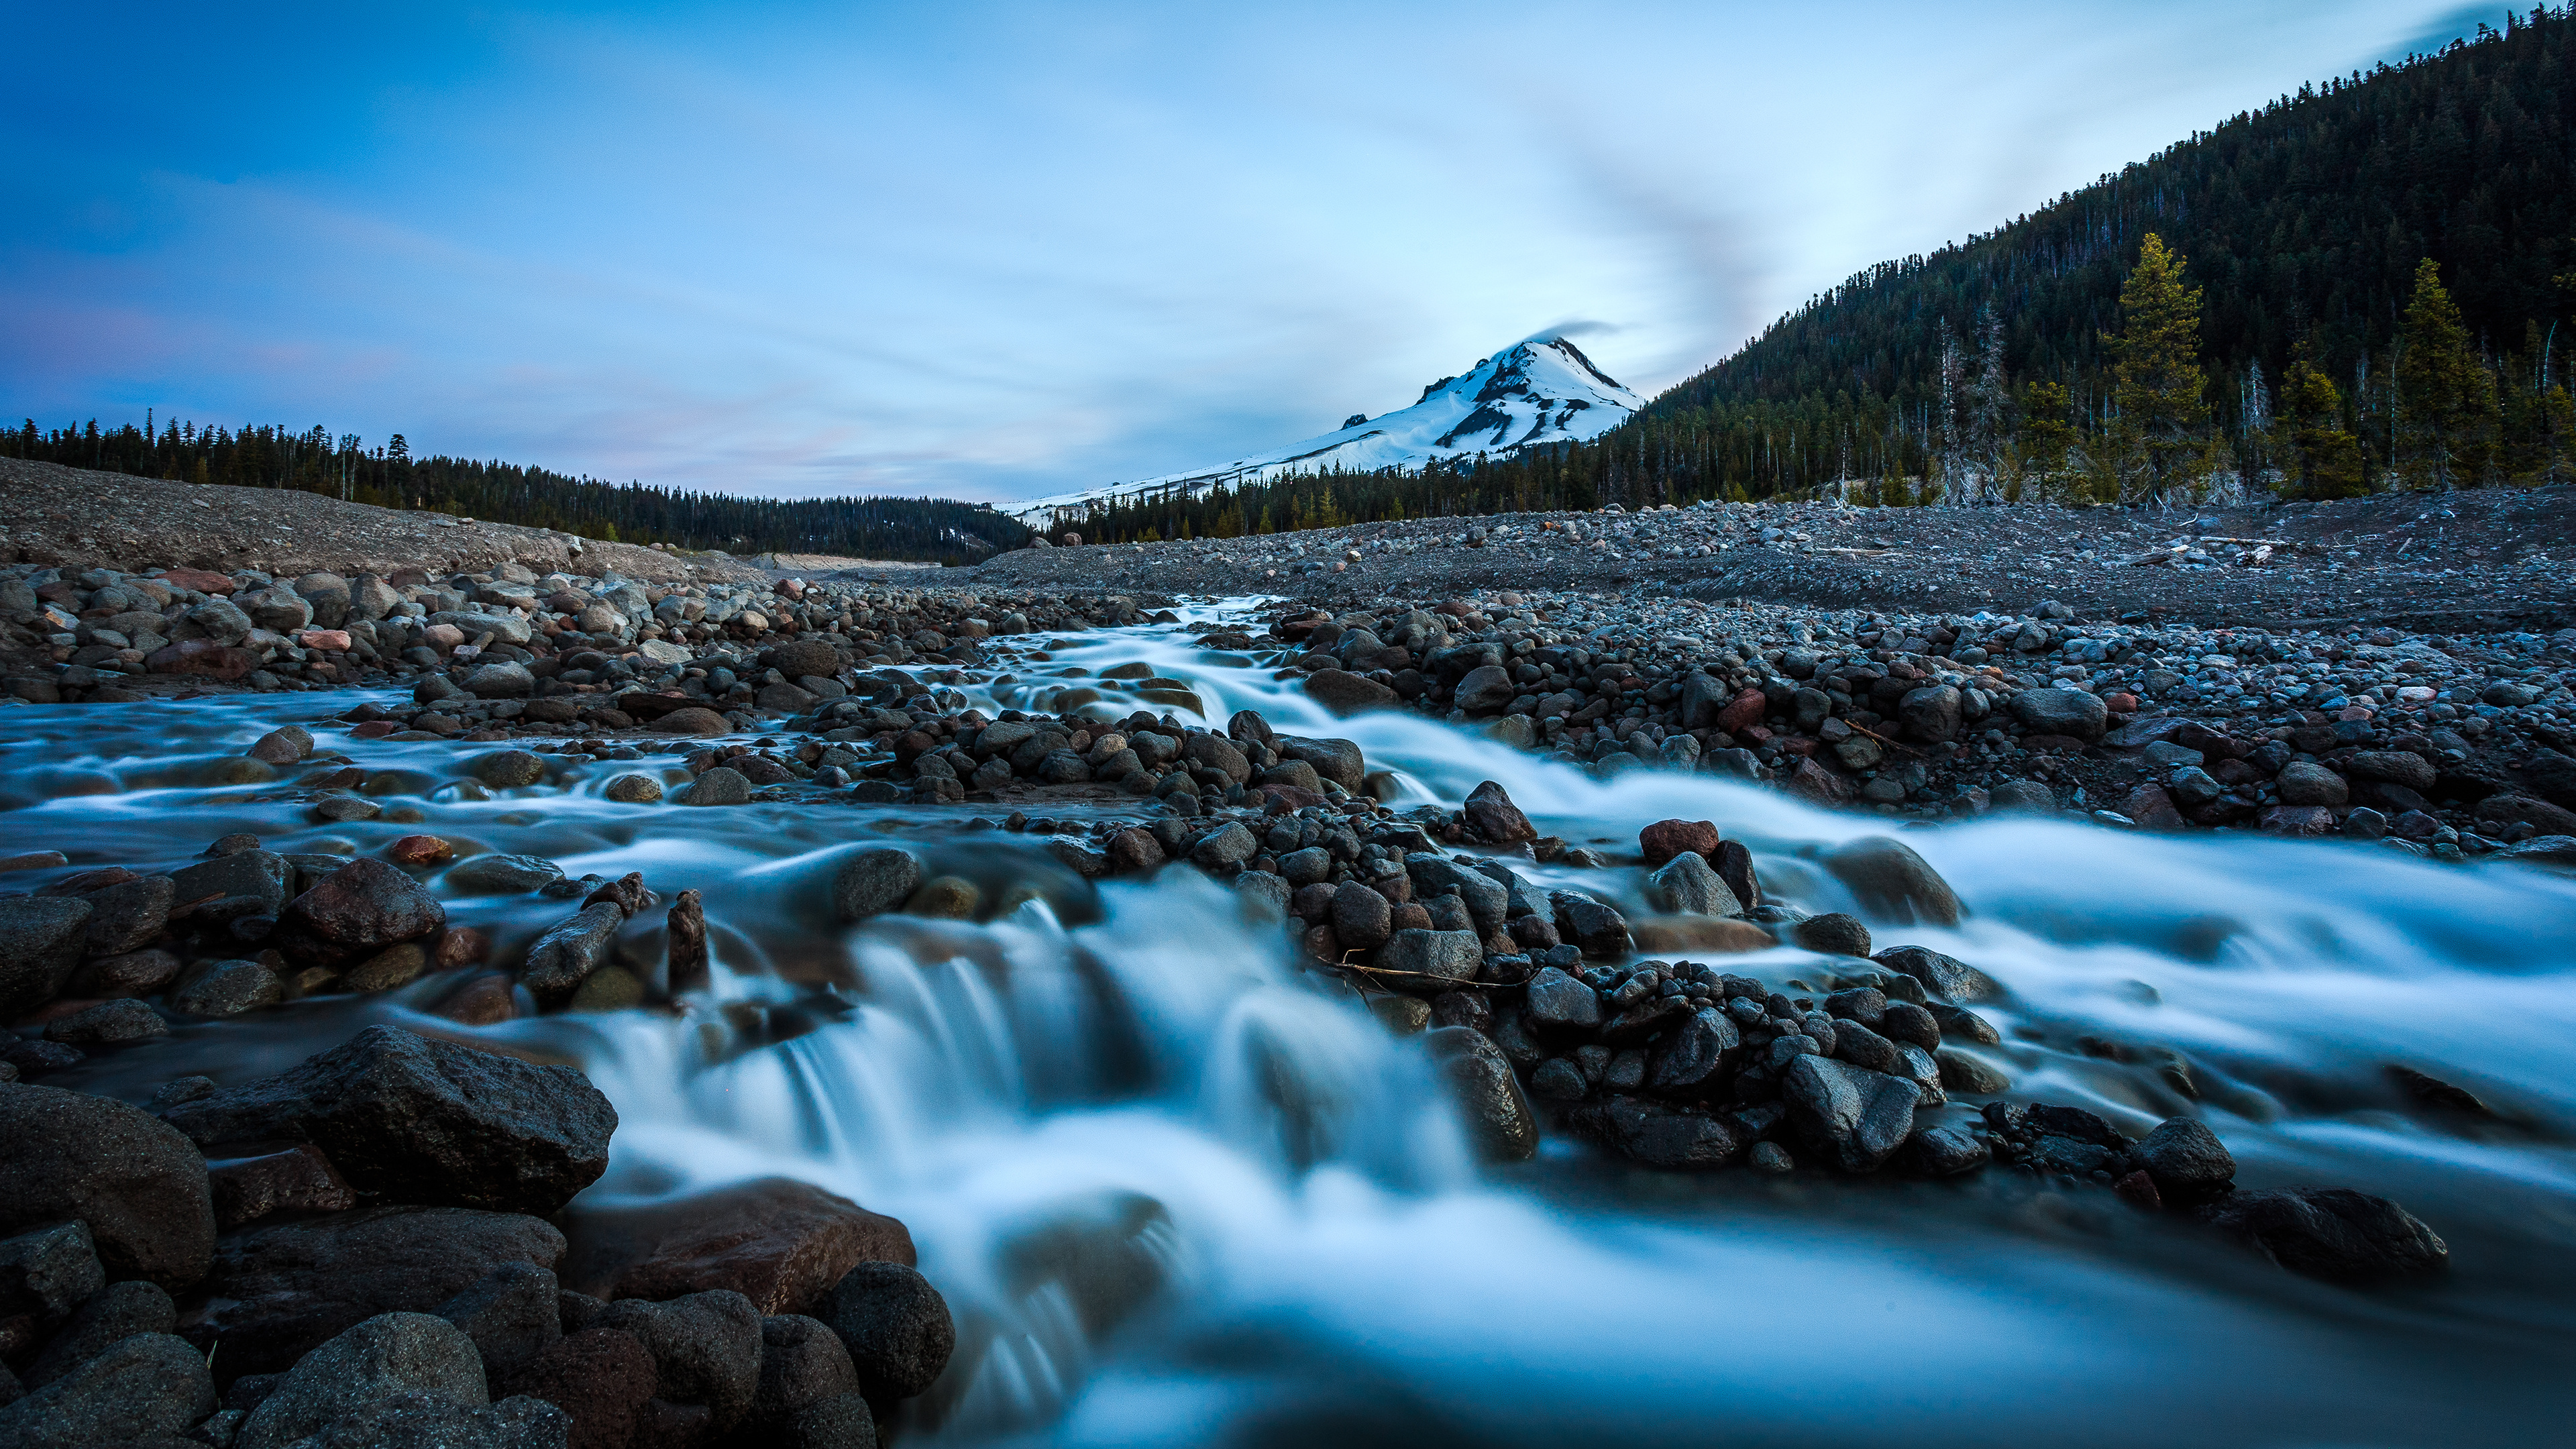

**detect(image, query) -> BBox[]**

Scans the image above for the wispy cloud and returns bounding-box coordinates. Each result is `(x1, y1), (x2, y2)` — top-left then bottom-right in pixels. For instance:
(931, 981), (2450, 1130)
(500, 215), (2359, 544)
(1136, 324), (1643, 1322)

(1, 0), (2479, 502)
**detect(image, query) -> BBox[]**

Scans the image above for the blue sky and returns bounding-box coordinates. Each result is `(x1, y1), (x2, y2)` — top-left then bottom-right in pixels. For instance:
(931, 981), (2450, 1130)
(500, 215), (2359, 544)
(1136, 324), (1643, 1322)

(1, 1), (2498, 503)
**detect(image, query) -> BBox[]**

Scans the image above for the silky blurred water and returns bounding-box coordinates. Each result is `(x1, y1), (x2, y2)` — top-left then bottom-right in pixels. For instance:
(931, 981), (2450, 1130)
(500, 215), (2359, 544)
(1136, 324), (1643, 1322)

(9, 602), (2574, 1448)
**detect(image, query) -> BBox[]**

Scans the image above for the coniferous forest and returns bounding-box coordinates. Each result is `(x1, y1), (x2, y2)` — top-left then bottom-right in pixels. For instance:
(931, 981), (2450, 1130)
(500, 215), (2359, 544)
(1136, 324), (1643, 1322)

(0, 417), (1032, 564)
(1069, 8), (2576, 543)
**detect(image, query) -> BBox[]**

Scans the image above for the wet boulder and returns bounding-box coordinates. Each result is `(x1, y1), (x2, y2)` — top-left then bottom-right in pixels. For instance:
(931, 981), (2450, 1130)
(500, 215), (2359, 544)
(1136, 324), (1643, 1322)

(1523, 966), (1601, 1032)
(1820, 836), (1962, 926)
(75, 873), (176, 956)
(0, 1220), (105, 1334)
(1644, 850), (1741, 918)
(162, 1025), (616, 1216)
(0, 1083), (215, 1288)
(1424, 1026), (1538, 1161)
(1375, 928), (1483, 993)
(444, 853), (566, 894)
(1872, 945), (2003, 1003)
(1406, 854), (1508, 934)
(236, 1311), (490, 1449)
(1781, 1055), (1921, 1172)
(191, 1205), (567, 1379)
(561, 1177), (915, 1318)
(1567, 1097), (1745, 1169)
(0, 898), (94, 1016)
(1303, 668), (1396, 715)
(2202, 1187), (2447, 1282)
(521, 902), (625, 1005)
(20, 1279), (178, 1389)
(2007, 685), (2108, 741)
(1794, 912), (1871, 957)
(1548, 891), (1633, 959)
(1276, 735), (1365, 790)
(273, 859), (447, 971)
(1462, 780), (1536, 841)
(821, 1260), (955, 1402)
(496, 1327), (655, 1449)
(1647, 1007), (1741, 1093)
(171, 849), (295, 917)
(0, 1331), (213, 1448)
(2135, 1117), (2235, 1202)
(752, 1313), (861, 1430)
(830, 847), (924, 922)
(1637, 819), (1719, 867)
(434, 1260), (561, 1373)
(594, 1289), (763, 1431)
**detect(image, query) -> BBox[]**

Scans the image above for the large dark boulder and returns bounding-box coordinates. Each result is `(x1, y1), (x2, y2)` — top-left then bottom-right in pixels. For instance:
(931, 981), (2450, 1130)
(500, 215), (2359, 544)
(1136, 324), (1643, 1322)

(1462, 780), (1536, 841)
(1424, 1026), (1538, 1161)
(0, 1331), (213, 1448)
(0, 898), (93, 1017)
(752, 1314), (861, 1428)
(2135, 1117), (2235, 1202)
(1781, 1055), (1921, 1171)
(189, 1205), (567, 1379)
(282, 1392), (570, 1449)
(0, 1083), (215, 1288)
(237, 1311), (490, 1449)
(273, 859), (446, 970)
(163, 1026), (615, 1215)
(594, 1289), (763, 1431)
(497, 1328), (657, 1449)
(560, 1177), (914, 1318)
(1566, 1096), (1746, 1169)
(2202, 1187), (2448, 1282)
(1821, 836), (1962, 926)
(821, 1260), (955, 1401)
(21, 1280), (177, 1389)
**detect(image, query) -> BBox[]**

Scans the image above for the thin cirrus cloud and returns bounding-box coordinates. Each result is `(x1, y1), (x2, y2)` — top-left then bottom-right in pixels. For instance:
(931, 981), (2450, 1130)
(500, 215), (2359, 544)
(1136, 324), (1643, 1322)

(0, 1), (2485, 503)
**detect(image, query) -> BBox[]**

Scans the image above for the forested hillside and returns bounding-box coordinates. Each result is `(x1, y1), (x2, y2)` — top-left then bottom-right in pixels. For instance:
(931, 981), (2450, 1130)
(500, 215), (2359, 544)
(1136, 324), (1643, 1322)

(0, 417), (1032, 564)
(1603, 5), (2576, 502)
(1067, 7), (2576, 543)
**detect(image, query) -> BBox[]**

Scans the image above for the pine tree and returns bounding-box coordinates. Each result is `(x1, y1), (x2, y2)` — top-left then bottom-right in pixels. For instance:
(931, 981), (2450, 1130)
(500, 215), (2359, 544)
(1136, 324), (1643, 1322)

(2395, 258), (2496, 488)
(2017, 380), (2079, 499)
(2106, 233), (2212, 504)
(2278, 352), (2367, 498)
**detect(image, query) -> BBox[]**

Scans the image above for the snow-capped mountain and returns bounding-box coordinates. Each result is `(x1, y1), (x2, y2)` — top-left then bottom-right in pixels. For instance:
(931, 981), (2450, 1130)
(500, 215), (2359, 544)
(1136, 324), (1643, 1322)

(1014, 335), (1640, 523)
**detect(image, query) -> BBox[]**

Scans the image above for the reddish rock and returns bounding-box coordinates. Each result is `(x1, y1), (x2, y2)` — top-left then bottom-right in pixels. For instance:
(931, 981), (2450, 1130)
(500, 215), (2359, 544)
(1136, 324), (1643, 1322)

(1105, 828), (1165, 873)
(1716, 688), (1768, 733)
(653, 707), (734, 737)
(2103, 692), (2140, 712)
(1785, 757), (1849, 805)
(1254, 784), (1326, 812)
(561, 1178), (915, 1318)
(2121, 785), (2188, 830)
(295, 629), (352, 651)
(385, 835), (453, 867)
(1636, 819), (1719, 867)
(160, 568), (237, 594)
(146, 640), (257, 680)
(432, 972), (517, 1026)
(350, 720), (398, 739)
(433, 926), (491, 969)
(273, 859), (446, 970)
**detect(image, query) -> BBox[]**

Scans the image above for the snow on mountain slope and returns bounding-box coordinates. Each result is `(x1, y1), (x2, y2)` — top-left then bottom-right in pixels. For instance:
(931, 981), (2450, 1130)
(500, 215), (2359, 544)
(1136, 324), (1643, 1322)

(1014, 335), (1640, 523)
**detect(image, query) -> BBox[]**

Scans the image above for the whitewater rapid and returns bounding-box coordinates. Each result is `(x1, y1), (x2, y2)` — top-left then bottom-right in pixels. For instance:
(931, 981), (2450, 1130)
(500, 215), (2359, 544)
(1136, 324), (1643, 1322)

(12, 602), (2575, 1447)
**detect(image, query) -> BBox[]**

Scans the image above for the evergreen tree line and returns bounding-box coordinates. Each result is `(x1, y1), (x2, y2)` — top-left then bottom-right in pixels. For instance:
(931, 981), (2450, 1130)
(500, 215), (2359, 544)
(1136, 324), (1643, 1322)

(1073, 7), (2576, 541)
(1, 416), (1033, 565)
(1600, 6), (2576, 504)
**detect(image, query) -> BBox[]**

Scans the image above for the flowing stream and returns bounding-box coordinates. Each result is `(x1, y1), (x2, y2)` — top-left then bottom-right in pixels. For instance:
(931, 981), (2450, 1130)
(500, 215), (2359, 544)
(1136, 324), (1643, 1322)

(12, 601), (2576, 1447)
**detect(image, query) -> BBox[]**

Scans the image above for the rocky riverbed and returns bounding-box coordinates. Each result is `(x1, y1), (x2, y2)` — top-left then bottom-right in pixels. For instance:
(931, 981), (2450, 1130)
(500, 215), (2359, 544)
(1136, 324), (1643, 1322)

(4, 470), (2576, 1446)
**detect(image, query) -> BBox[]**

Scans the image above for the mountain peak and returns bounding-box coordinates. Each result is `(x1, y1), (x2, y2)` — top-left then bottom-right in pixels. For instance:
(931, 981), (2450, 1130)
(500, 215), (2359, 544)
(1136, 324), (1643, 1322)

(1016, 335), (1640, 522)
